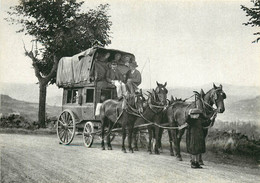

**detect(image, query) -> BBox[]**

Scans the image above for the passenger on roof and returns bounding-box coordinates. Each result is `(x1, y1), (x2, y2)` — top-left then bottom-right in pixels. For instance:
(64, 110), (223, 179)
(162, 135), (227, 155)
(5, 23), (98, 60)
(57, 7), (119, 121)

(106, 61), (127, 98)
(125, 61), (142, 94)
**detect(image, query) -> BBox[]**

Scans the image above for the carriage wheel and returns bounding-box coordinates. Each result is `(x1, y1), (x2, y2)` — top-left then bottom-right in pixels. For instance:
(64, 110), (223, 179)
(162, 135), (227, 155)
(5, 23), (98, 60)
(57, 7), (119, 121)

(57, 110), (76, 145)
(83, 122), (94, 148)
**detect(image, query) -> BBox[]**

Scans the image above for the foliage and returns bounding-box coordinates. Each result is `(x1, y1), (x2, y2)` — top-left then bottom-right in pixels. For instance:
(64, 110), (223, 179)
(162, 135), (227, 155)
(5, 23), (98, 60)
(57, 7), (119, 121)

(241, 0), (260, 43)
(6, 0), (112, 82)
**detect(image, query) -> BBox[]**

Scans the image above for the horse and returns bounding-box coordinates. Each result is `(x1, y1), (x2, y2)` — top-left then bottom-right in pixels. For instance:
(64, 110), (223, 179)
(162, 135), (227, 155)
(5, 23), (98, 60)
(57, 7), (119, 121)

(165, 83), (226, 161)
(100, 90), (145, 153)
(155, 96), (185, 155)
(197, 83), (226, 164)
(133, 81), (168, 154)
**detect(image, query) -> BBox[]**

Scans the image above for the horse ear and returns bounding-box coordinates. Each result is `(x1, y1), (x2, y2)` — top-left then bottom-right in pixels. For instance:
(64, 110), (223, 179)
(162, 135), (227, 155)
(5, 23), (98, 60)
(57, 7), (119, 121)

(213, 83), (217, 89)
(171, 95), (174, 101)
(140, 89), (142, 94)
(220, 84), (223, 89)
(193, 91), (200, 97)
(156, 81), (159, 86)
(164, 82), (167, 87)
(200, 89), (205, 97)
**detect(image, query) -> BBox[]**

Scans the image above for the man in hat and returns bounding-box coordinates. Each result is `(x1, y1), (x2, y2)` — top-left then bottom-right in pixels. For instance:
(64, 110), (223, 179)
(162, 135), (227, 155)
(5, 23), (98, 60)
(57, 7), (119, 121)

(125, 61), (142, 94)
(106, 61), (127, 98)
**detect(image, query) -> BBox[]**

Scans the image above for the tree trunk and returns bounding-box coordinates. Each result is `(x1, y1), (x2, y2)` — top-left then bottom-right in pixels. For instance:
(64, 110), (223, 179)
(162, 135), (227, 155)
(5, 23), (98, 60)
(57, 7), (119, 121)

(38, 83), (47, 128)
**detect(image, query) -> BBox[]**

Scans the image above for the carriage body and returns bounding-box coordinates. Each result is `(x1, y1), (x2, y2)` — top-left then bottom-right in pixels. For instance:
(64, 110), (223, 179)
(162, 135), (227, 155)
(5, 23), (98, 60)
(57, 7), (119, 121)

(56, 46), (136, 146)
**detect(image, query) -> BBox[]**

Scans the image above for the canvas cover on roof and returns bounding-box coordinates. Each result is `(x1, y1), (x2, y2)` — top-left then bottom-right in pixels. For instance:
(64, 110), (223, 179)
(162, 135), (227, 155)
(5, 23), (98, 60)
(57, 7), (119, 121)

(56, 48), (95, 87)
(56, 47), (135, 87)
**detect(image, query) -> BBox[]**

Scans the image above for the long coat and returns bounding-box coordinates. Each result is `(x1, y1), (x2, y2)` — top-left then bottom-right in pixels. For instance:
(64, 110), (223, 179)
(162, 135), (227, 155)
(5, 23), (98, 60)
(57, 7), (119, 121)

(125, 69), (142, 93)
(106, 68), (124, 83)
(186, 117), (206, 155)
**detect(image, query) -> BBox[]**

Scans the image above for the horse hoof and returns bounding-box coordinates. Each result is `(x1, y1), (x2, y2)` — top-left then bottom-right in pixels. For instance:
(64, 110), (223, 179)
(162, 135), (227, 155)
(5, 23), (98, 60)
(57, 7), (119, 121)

(129, 150), (134, 153)
(133, 148), (139, 151)
(170, 153), (174, 156)
(102, 147), (105, 150)
(122, 149), (127, 153)
(176, 156), (183, 161)
(107, 147), (112, 150)
(199, 161), (204, 165)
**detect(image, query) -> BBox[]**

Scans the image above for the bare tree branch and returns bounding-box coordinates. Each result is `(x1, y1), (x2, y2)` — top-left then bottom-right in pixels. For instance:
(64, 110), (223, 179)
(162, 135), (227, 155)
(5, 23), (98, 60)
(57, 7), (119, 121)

(22, 40), (43, 81)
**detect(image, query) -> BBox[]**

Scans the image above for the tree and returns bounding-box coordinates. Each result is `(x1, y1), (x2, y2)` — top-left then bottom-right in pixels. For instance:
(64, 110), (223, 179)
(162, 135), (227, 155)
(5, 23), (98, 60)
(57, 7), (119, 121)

(241, 0), (260, 43)
(5, 0), (112, 127)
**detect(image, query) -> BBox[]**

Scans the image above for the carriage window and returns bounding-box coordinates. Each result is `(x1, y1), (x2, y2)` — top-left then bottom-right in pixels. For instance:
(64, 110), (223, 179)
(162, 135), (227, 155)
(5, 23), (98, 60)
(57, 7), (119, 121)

(86, 89), (94, 103)
(66, 89), (78, 103)
(72, 90), (78, 103)
(67, 90), (72, 103)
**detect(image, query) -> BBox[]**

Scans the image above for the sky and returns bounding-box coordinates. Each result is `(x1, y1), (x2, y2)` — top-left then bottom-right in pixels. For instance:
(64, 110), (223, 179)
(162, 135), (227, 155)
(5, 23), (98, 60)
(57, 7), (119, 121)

(0, 0), (259, 89)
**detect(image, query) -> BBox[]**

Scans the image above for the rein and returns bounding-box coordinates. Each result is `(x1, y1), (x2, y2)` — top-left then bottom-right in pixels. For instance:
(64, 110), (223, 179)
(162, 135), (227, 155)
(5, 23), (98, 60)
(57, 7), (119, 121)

(138, 112), (187, 130)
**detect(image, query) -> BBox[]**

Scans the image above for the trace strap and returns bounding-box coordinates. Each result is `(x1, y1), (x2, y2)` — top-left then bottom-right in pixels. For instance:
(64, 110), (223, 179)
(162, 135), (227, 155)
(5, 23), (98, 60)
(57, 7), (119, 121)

(139, 112), (188, 130)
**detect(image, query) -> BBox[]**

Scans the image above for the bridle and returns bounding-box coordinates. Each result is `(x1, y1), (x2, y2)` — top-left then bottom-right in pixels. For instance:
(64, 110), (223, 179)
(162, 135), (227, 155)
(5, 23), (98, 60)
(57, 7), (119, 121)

(124, 93), (145, 116)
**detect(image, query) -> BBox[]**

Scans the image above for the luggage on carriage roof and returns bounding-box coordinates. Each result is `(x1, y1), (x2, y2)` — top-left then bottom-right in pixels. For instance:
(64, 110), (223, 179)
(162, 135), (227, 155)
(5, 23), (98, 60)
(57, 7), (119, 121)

(56, 46), (136, 87)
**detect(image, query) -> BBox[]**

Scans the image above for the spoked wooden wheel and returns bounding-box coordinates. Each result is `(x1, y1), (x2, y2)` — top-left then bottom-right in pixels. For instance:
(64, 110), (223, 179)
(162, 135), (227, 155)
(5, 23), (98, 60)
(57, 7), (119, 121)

(57, 110), (76, 145)
(83, 122), (94, 148)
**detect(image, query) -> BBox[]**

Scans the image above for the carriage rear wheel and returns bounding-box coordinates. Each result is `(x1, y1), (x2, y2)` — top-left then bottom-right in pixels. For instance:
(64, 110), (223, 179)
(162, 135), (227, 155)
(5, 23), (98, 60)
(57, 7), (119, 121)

(57, 110), (76, 145)
(83, 122), (94, 148)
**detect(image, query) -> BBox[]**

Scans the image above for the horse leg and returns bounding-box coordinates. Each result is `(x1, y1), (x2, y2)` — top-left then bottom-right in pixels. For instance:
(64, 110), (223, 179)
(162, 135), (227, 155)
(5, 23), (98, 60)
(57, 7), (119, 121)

(154, 126), (160, 155)
(133, 129), (139, 151)
(127, 122), (134, 153)
(107, 121), (112, 150)
(101, 116), (106, 150)
(122, 122), (127, 153)
(147, 127), (153, 154)
(176, 128), (185, 161)
(198, 128), (208, 165)
(158, 128), (164, 153)
(168, 130), (174, 156)
(172, 129), (182, 161)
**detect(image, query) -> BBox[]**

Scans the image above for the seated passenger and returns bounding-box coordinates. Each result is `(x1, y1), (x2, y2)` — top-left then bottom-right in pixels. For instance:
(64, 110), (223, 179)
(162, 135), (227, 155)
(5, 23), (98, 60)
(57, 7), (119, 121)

(106, 61), (127, 98)
(125, 61), (142, 94)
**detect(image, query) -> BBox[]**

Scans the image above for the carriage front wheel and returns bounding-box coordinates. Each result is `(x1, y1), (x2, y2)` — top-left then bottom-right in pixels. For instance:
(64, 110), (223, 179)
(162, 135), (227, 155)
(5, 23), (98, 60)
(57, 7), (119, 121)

(57, 109), (76, 145)
(83, 122), (94, 148)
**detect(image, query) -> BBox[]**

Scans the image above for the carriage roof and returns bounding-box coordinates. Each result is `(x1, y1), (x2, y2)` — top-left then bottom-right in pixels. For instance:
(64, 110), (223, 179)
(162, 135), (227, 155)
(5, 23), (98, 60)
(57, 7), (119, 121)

(56, 46), (136, 88)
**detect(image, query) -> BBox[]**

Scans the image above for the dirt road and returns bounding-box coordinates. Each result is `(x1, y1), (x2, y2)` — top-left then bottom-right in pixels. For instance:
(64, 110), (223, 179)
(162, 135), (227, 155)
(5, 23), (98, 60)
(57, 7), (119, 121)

(0, 134), (259, 183)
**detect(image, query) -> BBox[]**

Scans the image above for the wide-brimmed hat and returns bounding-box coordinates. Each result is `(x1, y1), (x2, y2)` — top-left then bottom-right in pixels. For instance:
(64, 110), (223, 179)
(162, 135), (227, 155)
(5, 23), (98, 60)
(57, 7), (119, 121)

(130, 61), (138, 67)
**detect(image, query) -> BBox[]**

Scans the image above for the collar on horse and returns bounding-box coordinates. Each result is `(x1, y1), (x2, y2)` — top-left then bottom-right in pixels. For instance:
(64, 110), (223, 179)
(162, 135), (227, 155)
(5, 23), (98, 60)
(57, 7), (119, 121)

(148, 102), (168, 114)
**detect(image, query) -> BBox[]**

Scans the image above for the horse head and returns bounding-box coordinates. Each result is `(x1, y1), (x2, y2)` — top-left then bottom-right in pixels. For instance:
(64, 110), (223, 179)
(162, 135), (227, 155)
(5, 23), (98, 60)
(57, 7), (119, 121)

(128, 89), (146, 113)
(203, 83), (226, 113)
(155, 81), (168, 105)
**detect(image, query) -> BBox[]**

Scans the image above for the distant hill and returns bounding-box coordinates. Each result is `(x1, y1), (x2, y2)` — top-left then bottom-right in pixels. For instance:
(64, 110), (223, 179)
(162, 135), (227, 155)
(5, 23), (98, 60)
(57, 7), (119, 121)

(219, 96), (260, 122)
(0, 94), (61, 122)
(0, 82), (63, 106)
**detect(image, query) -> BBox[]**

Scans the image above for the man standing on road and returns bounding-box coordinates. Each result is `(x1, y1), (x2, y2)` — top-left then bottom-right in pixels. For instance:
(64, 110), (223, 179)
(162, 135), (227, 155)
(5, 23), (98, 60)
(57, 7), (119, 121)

(125, 61), (142, 94)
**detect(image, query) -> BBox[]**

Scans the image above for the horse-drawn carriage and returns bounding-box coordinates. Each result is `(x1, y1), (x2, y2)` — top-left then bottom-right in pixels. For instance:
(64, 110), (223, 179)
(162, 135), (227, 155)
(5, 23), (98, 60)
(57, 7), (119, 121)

(55, 45), (227, 168)
(56, 46), (136, 147)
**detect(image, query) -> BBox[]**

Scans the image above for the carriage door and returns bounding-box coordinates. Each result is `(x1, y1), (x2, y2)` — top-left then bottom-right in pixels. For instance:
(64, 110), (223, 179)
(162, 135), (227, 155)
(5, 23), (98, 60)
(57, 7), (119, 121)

(82, 87), (95, 120)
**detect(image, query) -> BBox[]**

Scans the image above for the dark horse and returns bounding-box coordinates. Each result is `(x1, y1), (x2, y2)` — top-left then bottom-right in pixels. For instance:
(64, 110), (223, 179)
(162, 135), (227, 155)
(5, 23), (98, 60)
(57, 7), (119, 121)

(198, 83), (226, 164)
(133, 81), (168, 154)
(100, 90), (145, 153)
(165, 83), (226, 161)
